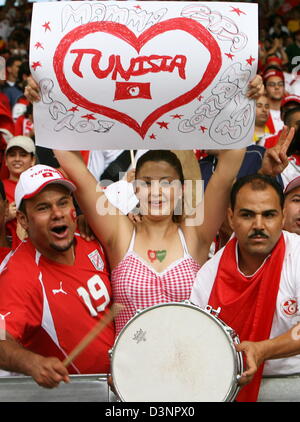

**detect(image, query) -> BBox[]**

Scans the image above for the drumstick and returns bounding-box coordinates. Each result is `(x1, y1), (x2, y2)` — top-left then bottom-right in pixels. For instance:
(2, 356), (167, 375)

(63, 304), (123, 368)
(130, 150), (136, 169)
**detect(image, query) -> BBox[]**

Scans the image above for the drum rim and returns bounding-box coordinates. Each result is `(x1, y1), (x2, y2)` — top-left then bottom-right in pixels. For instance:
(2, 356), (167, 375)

(110, 301), (243, 402)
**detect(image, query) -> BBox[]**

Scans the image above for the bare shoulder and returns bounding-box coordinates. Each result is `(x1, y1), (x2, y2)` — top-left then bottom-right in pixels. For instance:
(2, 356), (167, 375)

(180, 223), (211, 266)
(105, 218), (135, 269)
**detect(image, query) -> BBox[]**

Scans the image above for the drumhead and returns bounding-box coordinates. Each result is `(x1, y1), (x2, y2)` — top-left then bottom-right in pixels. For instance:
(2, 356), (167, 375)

(111, 302), (240, 402)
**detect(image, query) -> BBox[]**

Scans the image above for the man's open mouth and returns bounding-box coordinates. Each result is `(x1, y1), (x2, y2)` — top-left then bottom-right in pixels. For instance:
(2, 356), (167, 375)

(50, 225), (68, 238)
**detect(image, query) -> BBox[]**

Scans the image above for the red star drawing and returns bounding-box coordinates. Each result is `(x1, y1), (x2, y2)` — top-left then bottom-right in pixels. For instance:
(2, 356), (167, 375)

(170, 114), (184, 119)
(81, 114), (96, 120)
(32, 61), (42, 71)
(199, 126), (208, 133)
(68, 106), (79, 112)
(246, 56), (255, 65)
(225, 53), (234, 60)
(34, 42), (44, 50)
(197, 95), (204, 101)
(230, 6), (246, 16)
(134, 5), (142, 9)
(42, 22), (51, 32)
(156, 121), (169, 129)
(149, 134), (156, 140)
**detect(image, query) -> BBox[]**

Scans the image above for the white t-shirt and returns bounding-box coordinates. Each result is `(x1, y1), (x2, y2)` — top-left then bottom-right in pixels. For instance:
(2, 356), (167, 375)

(190, 231), (300, 376)
(86, 150), (123, 180)
(270, 109), (284, 133)
(281, 159), (300, 189)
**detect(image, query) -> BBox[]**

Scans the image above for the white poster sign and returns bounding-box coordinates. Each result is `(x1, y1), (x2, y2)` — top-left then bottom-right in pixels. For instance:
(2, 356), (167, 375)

(30, 1), (258, 150)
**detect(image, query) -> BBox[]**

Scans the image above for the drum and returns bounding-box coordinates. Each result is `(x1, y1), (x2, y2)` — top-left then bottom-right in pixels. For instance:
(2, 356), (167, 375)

(110, 301), (243, 402)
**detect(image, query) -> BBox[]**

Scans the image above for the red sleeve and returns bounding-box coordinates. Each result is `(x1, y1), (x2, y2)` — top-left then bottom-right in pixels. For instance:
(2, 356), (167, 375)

(14, 115), (24, 136)
(264, 133), (280, 149)
(2, 179), (16, 203)
(0, 247), (11, 264)
(0, 255), (43, 343)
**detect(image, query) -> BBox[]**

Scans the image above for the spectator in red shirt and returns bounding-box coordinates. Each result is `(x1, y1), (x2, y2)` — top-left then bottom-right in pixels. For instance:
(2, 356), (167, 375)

(2, 135), (36, 248)
(0, 165), (115, 387)
(263, 68), (285, 133)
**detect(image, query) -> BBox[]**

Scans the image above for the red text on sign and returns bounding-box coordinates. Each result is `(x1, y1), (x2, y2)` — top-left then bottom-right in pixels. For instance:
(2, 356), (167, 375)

(70, 48), (187, 81)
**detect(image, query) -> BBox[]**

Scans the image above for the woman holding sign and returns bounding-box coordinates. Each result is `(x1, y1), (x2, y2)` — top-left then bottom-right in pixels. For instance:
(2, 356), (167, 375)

(53, 147), (245, 335)
(25, 75), (265, 335)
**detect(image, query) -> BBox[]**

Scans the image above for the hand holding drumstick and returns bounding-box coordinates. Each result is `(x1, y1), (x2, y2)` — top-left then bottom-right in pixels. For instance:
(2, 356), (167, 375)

(24, 304), (122, 389)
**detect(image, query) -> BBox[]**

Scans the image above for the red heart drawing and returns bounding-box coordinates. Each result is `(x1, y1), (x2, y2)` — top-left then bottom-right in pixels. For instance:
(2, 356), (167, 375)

(147, 250), (157, 263)
(53, 18), (222, 139)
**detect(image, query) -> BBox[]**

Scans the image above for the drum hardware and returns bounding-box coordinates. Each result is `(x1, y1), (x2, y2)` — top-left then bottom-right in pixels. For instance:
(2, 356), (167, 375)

(204, 304), (221, 318)
(203, 303), (242, 383)
(184, 300), (221, 318)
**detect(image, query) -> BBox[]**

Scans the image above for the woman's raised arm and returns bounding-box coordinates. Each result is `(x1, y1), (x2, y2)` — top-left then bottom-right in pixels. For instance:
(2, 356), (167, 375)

(54, 149), (132, 250)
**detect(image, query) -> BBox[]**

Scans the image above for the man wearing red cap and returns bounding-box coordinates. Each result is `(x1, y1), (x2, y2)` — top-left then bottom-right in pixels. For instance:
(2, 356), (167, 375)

(0, 164), (115, 388)
(263, 69), (285, 133)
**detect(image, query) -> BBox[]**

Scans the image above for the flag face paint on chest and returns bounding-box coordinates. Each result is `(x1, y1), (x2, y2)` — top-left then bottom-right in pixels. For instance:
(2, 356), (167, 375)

(147, 249), (167, 262)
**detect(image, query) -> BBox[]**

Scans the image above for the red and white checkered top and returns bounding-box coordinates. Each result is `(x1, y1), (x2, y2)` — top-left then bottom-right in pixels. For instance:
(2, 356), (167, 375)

(111, 229), (201, 335)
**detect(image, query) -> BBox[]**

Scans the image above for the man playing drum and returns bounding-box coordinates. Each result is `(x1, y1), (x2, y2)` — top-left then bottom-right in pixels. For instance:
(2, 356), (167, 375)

(191, 173), (300, 402)
(0, 165), (115, 388)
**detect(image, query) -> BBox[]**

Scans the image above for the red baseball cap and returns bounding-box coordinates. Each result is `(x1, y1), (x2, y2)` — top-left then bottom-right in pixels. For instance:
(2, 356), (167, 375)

(263, 69), (285, 83)
(15, 164), (76, 209)
(265, 56), (283, 67)
(281, 95), (300, 108)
